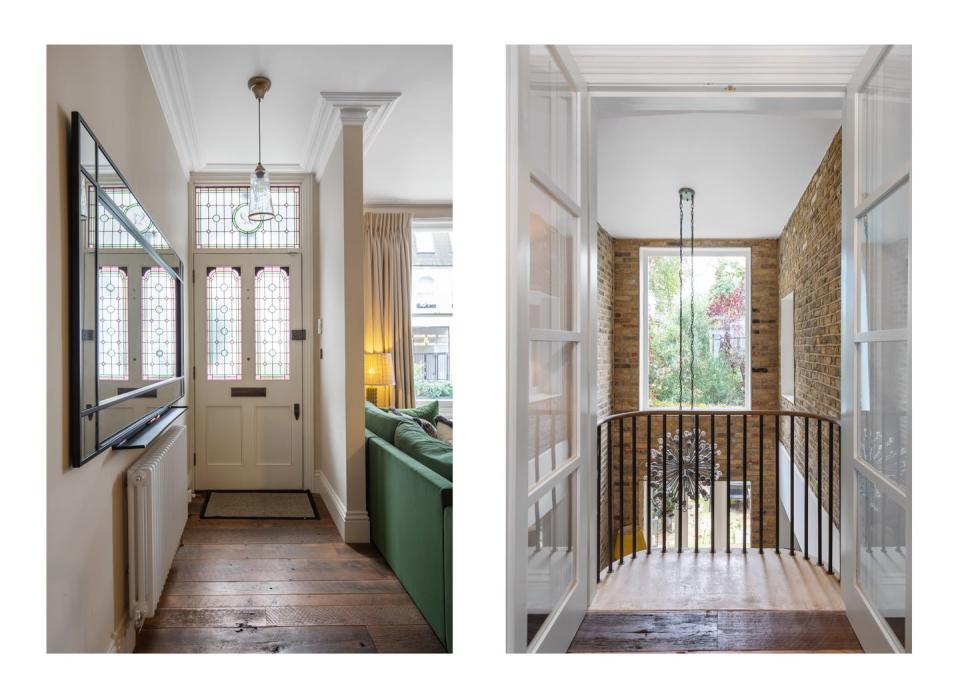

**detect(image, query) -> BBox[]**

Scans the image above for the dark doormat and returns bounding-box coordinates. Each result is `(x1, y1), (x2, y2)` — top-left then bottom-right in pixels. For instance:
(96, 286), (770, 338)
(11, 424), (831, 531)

(200, 490), (320, 520)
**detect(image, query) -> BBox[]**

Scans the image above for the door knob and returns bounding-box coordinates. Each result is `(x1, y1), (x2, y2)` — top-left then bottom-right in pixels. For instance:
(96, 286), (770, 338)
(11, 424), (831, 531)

(294, 403), (300, 420)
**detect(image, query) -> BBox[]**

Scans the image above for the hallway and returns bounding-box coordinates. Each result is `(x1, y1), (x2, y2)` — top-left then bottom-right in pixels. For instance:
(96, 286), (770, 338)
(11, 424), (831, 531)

(135, 494), (444, 653)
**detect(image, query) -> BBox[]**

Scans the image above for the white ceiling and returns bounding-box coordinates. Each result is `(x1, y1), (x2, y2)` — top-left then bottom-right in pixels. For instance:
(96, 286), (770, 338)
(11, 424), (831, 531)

(573, 45), (860, 238)
(568, 45), (867, 89)
(596, 111), (840, 238)
(145, 45), (451, 204)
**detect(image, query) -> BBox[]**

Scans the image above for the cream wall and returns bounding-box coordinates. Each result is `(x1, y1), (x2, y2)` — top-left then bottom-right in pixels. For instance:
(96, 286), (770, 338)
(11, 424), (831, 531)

(47, 45), (188, 653)
(314, 121), (367, 543)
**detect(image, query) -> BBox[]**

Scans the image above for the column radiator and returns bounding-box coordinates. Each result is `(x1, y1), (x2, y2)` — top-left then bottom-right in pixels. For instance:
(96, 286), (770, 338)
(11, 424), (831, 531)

(126, 424), (188, 627)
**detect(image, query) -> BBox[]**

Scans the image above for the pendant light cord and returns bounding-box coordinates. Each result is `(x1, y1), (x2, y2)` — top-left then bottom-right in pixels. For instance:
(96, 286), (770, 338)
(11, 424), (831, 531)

(257, 98), (263, 166)
(678, 195), (683, 413)
(690, 194), (695, 411)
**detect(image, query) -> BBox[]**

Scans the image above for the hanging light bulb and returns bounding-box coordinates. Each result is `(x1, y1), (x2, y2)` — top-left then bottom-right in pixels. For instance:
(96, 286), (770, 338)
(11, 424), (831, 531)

(247, 76), (275, 222)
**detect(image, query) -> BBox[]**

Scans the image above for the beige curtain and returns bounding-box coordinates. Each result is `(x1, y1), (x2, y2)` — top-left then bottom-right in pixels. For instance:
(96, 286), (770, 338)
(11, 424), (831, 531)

(363, 212), (415, 408)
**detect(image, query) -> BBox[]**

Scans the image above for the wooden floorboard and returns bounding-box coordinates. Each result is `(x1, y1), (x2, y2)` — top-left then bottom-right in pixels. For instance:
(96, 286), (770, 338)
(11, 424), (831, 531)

(135, 493), (443, 654)
(568, 610), (862, 653)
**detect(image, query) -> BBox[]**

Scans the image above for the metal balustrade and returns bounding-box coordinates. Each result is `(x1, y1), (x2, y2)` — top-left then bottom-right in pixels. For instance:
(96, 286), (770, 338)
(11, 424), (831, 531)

(596, 410), (839, 581)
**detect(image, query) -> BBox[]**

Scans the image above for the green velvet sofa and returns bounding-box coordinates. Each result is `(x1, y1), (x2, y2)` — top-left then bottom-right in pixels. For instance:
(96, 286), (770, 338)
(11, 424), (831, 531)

(365, 404), (452, 652)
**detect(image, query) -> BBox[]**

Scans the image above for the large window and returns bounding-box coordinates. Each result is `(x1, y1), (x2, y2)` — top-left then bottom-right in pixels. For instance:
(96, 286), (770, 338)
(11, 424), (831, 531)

(642, 249), (750, 409)
(411, 219), (453, 414)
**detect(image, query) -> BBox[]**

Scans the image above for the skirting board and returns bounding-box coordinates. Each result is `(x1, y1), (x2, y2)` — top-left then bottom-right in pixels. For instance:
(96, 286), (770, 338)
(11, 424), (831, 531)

(313, 469), (370, 543)
(108, 618), (136, 653)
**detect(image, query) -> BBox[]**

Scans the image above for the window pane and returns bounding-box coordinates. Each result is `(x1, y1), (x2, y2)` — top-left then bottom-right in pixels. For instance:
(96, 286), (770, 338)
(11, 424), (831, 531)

(413, 326), (452, 400)
(859, 183), (909, 333)
(647, 254), (747, 408)
(255, 266), (290, 380)
(528, 341), (577, 490)
(859, 45), (911, 199)
(196, 186), (300, 248)
(856, 473), (907, 648)
(528, 46), (578, 201)
(98, 266), (128, 381)
(526, 471), (577, 646)
(857, 340), (909, 489)
(207, 267), (242, 380)
(141, 268), (177, 380)
(528, 184), (575, 331)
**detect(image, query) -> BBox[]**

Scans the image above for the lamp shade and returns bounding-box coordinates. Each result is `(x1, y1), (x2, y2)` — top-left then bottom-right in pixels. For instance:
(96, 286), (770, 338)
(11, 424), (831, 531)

(364, 352), (395, 387)
(248, 164), (275, 222)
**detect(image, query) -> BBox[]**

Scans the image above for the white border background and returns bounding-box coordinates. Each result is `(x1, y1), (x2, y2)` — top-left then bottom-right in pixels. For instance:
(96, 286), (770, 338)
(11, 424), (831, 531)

(4, 0), (953, 691)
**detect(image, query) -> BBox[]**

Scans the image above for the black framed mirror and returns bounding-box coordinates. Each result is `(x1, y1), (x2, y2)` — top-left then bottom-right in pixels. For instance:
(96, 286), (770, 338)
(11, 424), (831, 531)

(69, 112), (185, 467)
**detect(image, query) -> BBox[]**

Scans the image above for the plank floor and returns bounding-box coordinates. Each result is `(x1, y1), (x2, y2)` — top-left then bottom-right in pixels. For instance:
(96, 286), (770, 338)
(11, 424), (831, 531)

(568, 610), (862, 653)
(134, 494), (445, 653)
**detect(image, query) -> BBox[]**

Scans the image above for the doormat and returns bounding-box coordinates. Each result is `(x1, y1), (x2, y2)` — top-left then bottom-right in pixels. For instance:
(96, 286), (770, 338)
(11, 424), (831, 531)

(201, 490), (320, 520)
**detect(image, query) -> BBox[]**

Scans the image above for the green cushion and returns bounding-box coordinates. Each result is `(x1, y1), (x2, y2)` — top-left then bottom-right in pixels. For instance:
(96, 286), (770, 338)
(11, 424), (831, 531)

(364, 401), (409, 442)
(394, 422), (453, 482)
(385, 400), (440, 423)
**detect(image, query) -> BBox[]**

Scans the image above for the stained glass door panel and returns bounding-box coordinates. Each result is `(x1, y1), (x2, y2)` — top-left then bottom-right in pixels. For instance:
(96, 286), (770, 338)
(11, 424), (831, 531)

(194, 253), (304, 489)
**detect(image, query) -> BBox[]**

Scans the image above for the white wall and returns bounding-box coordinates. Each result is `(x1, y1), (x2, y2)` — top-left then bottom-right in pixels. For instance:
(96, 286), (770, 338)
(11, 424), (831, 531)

(47, 45), (188, 652)
(778, 441), (842, 577)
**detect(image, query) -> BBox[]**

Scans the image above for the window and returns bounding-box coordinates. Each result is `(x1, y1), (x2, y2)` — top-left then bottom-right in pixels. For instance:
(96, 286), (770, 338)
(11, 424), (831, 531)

(642, 249), (750, 409)
(195, 185), (300, 249)
(411, 219), (453, 412)
(255, 266), (290, 380)
(206, 267), (242, 380)
(780, 292), (795, 402)
(141, 268), (177, 380)
(98, 266), (128, 380)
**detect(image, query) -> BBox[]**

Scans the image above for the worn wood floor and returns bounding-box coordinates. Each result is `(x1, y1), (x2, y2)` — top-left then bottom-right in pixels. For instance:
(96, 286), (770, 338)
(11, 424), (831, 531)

(134, 494), (444, 653)
(569, 610), (862, 653)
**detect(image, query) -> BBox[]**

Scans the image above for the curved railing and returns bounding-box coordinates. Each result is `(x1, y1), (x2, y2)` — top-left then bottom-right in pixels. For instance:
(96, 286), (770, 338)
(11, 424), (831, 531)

(597, 409), (839, 581)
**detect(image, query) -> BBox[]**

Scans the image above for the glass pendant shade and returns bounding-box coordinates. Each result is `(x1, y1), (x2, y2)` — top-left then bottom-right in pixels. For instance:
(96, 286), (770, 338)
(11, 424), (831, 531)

(248, 164), (275, 221)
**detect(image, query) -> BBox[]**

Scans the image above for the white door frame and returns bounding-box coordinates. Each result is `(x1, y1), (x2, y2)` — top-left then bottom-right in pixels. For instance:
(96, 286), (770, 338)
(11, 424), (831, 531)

(840, 45), (911, 653)
(187, 172), (315, 493)
(507, 45), (592, 653)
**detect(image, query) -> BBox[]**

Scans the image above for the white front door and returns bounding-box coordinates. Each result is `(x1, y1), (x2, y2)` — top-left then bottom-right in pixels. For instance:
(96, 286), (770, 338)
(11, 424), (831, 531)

(507, 45), (591, 653)
(840, 45), (911, 652)
(194, 253), (304, 489)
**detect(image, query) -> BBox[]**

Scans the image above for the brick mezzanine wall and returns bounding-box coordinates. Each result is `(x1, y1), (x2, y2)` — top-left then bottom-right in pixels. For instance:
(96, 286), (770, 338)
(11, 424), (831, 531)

(778, 129), (843, 529)
(600, 237), (780, 564)
(596, 226), (615, 568)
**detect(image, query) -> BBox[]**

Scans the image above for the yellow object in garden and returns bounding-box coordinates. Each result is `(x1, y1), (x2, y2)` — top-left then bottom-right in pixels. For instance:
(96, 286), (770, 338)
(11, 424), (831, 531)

(613, 527), (647, 560)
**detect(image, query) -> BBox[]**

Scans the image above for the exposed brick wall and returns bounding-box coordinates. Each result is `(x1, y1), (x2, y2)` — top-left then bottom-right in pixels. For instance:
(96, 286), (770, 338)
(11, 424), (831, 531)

(778, 129), (843, 527)
(597, 226), (615, 568)
(602, 238), (780, 560)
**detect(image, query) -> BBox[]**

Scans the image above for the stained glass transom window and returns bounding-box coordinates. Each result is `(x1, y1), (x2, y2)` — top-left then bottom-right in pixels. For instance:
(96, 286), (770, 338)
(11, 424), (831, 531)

(98, 266), (128, 380)
(206, 267), (242, 380)
(195, 186), (300, 249)
(90, 187), (169, 249)
(141, 267), (177, 380)
(255, 266), (290, 380)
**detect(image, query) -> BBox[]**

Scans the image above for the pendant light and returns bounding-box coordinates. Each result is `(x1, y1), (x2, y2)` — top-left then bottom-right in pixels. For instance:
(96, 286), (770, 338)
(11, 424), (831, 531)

(678, 187), (695, 410)
(247, 75), (275, 222)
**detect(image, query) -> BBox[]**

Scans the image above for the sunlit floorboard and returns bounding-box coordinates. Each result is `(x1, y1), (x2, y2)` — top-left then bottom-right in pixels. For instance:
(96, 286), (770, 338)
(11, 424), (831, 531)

(591, 549), (843, 612)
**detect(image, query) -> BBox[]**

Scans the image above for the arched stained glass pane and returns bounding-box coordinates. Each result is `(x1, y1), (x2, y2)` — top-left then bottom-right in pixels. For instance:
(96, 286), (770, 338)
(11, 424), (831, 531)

(195, 186), (300, 249)
(141, 267), (177, 380)
(255, 266), (290, 380)
(207, 267), (242, 380)
(98, 266), (128, 381)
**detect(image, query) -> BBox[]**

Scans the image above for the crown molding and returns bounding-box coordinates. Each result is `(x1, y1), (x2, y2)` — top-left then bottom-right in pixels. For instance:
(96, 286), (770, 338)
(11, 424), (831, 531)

(302, 91), (401, 180)
(141, 45), (202, 177)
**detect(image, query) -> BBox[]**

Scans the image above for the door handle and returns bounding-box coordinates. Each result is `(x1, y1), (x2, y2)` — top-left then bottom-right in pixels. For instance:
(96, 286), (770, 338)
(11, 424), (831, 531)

(294, 403), (300, 420)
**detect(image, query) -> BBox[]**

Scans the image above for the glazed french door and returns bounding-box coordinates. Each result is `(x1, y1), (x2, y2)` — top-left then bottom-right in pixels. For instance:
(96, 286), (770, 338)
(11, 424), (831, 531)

(507, 45), (591, 653)
(194, 253), (304, 489)
(841, 45), (911, 652)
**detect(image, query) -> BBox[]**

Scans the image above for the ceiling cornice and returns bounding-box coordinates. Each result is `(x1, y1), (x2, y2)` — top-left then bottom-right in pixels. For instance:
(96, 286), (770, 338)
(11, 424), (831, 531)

(141, 45), (202, 177)
(302, 91), (401, 180)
